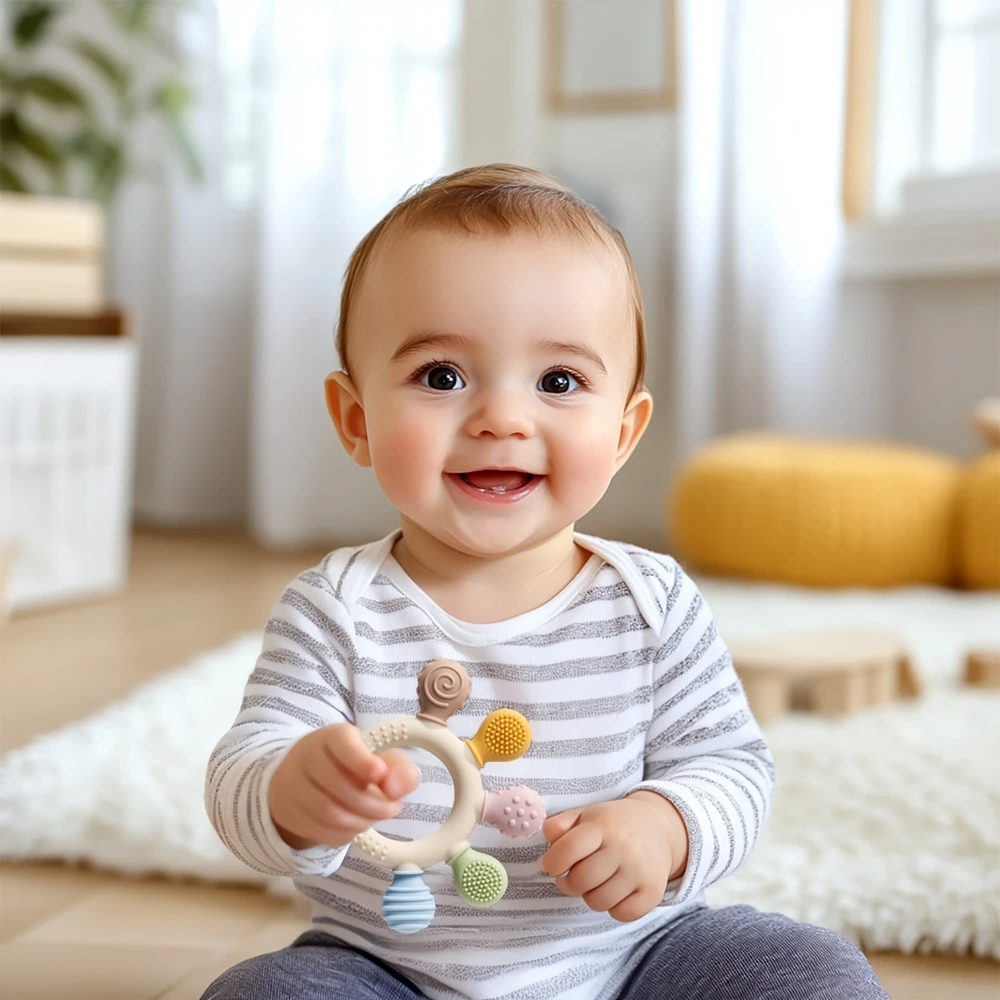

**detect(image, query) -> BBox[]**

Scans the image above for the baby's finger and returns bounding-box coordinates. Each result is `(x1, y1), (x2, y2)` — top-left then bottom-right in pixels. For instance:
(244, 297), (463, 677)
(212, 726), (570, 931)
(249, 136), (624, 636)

(554, 848), (619, 898)
(303, 766), (399, 823)
(301, 785), (378, 839)
(325, 724), (387, 786)
(542, 808), (582, 845)
(378, 749), (420, 801)
(540, 821), (603, 878)
(583, 870), (637, 915)
(608, 888), (657, 923)
(278, 795), (363, 849)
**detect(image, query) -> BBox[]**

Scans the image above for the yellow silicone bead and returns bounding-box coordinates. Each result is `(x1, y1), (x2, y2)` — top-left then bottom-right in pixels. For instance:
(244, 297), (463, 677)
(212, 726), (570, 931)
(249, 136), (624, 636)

(465, 709), (531, 767)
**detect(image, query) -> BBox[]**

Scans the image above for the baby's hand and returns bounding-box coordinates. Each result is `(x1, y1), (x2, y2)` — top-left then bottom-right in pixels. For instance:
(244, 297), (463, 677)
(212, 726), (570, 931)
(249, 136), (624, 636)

(540, 793), (686, 923)
(269, 722), (420, 851)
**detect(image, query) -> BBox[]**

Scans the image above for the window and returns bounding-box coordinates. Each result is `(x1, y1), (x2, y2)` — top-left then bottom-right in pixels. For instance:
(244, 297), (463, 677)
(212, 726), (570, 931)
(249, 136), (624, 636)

(871, 0), (1000, 217)
(924, 0), (1000, 176)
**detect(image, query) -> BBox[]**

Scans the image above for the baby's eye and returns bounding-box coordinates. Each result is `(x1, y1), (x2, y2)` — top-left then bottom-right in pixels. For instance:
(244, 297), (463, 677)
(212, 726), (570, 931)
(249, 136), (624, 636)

(538, 370), (579, 394)
(420, 365), (465, 391)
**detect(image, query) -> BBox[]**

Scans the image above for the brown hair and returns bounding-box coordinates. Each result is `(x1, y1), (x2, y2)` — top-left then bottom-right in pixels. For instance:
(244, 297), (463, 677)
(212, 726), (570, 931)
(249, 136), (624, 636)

(336, 164), (647, 401)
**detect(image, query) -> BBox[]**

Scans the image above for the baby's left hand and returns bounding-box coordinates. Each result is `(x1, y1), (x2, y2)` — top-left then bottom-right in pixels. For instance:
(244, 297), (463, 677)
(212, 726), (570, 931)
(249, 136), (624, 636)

(540, 792), (687, 923)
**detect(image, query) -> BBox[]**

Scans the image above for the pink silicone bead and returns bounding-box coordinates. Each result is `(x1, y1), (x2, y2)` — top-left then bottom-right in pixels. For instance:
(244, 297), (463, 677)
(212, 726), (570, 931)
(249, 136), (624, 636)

(482, 785), (546, 839)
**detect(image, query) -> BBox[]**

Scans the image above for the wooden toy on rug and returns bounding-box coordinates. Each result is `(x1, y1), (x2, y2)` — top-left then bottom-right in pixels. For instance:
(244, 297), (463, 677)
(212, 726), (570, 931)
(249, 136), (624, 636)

(963, 649), (1000, 689)
(959, 398), (1000, 589)
(354, 659), (545, 934)
(728, 629), (921, 725)
(971, 397), (1000, 448)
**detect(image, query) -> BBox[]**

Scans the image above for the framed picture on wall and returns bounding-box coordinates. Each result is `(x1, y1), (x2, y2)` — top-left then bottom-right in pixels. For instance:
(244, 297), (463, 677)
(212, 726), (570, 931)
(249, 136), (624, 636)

(546, 0), (677, 113)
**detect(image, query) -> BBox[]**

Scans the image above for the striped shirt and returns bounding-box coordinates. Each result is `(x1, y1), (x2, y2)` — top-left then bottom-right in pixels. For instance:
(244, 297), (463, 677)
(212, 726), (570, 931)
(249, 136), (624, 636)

(206, 530), (774, 1000)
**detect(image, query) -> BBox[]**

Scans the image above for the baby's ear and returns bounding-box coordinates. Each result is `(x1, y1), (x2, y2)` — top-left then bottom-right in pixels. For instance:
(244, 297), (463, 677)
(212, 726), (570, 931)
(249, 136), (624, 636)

(325, 371), (372, 467)
(614, 389), (653, 472)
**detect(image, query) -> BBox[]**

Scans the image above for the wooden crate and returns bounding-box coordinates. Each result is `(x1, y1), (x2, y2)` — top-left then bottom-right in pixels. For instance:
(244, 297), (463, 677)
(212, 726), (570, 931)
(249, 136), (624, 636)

(0, 194), (103, 313)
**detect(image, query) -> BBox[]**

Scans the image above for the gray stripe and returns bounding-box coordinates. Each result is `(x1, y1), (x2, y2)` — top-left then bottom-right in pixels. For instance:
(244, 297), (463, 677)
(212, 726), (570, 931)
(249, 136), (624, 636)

(240, 694), (329, 730)
(397, 753), (642, 801)
(499, 614), (651, 648)
(297, 569), (339, 601)
(647, 683), (744, 753)
(356, 687), (653, 723)
(656, 591), (704, 660)
(651, 648), (731, 726)
(349, 647), (658, 685)
(674, 709), (752, 746)
(564, 579), (633, 610)
(357, 594), (415, 615)
(274, 590), (361, 659)
(247, 665), (345, 710)
(653, 622), (720, 691)
(664, 562), (685, 612)
(332, 546), (364, 599)
(680, 771), (743, 876)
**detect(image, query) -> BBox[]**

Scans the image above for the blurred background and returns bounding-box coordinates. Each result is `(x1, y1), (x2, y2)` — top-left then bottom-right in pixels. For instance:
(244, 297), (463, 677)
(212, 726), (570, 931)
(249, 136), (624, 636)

(0, 0), (998, 604)
(0, 3), (999, 997)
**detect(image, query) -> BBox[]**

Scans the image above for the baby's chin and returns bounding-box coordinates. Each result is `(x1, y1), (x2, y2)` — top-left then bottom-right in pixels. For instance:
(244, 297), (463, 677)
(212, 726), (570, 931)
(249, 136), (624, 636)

(406, 516), (574, 562)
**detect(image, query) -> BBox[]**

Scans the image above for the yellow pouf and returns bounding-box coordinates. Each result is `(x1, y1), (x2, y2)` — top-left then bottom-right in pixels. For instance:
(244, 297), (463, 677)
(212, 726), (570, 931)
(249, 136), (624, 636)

(957, 451), (1000, 589)
(669, 434), (961, 588)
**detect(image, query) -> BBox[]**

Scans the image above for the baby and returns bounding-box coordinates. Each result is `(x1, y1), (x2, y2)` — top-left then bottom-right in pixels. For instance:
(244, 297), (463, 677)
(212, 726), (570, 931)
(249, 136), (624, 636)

(203, 165), (887, 1000)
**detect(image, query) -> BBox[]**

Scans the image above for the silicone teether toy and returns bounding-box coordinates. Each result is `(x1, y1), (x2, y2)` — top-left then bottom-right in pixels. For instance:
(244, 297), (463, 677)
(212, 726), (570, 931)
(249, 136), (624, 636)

(353, 659), (546, 933)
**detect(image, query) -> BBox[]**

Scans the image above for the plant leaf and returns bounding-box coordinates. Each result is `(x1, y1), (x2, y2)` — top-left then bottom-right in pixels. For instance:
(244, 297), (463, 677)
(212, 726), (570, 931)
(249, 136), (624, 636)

(19, 73), (90, 113)
(10, 2), (59, 48)
(149, 76), (192, 119)
(0, 159), (30, 193)
(101, 0), (157, 35)
(13, 125), (63, 169)
(0, 110), (64, 172)
(0, 111), (17, 143)
(150, 76), (203, 182)
(164, 115), (203, 182)
(65, 127), (126, 204)
(0, 64), (23, 95)
(71, 37), (132, 95)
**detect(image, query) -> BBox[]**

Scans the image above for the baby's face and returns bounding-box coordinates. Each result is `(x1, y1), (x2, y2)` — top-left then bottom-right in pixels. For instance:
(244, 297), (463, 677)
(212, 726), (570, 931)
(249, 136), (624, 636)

(343, 229), (646, 559)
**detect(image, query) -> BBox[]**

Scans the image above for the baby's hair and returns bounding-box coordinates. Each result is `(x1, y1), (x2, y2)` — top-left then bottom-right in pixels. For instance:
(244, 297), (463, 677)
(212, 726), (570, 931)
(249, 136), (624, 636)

(336, 163), (647, 401)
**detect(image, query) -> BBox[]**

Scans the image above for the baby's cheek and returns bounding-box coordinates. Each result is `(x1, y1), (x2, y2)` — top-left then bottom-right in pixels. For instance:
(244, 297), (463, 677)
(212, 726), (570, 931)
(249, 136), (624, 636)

(551, 426), (621, 495)
(369, 421), (440, 503)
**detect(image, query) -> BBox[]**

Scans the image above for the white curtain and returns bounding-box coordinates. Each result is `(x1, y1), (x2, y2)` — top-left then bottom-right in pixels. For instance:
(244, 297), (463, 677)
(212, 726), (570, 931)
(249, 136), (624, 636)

(673, 0), (849, 461)
(112, 0), (461, 545)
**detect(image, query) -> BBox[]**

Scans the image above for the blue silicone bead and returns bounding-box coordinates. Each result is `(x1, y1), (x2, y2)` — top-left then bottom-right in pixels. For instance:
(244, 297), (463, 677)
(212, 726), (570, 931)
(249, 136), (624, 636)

(382, 870), (436, 933)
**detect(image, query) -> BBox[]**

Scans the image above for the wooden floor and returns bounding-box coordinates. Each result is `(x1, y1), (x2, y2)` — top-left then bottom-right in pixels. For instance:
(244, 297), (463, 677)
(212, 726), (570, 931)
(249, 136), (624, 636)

(1, 531), (997, 1000)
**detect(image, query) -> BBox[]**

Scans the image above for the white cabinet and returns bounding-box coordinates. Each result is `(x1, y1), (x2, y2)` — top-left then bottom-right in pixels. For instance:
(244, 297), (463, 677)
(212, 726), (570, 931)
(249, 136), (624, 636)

(0, 336), (137, 610)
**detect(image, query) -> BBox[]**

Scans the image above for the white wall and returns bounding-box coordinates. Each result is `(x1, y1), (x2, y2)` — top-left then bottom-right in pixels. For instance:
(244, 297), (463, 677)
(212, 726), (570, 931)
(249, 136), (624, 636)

(884, 275), (999, 458)
(823, 274), (999, 459)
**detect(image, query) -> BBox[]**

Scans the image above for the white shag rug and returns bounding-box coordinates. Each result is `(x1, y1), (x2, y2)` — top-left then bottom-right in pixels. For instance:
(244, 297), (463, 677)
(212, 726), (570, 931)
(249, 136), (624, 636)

(1, 580), (998, 959)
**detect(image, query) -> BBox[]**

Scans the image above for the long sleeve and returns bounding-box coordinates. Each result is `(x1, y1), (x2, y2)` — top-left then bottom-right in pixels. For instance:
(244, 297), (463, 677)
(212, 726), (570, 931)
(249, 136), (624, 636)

(626, 564), (776, 905)
(204, 569), (359, 878)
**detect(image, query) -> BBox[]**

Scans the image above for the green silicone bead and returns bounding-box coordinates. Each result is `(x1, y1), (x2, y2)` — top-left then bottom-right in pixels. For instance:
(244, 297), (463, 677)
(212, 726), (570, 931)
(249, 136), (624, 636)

(447, 845), (508, 906)
(460, 860), (506, 904)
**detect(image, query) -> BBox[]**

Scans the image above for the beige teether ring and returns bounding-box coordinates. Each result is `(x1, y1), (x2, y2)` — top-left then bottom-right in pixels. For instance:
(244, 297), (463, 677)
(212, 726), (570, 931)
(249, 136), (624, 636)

(353, 659), (546, 933)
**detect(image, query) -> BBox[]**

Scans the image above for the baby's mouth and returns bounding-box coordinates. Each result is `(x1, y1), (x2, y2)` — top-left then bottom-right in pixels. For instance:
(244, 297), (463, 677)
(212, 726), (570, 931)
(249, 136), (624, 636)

(455, 470), (538, 494)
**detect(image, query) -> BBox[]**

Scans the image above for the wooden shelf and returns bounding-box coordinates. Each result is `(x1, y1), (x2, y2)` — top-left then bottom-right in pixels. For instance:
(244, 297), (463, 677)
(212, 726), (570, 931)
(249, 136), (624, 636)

(0, 310), (128, 339)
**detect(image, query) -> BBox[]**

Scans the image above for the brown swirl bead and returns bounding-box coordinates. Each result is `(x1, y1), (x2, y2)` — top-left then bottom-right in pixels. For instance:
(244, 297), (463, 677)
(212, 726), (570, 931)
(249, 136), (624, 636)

(416, 659), (471, 725)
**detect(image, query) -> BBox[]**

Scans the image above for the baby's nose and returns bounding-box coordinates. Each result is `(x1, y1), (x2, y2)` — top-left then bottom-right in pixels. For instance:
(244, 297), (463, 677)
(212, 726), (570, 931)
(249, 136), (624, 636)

(464, 392), (535, 439)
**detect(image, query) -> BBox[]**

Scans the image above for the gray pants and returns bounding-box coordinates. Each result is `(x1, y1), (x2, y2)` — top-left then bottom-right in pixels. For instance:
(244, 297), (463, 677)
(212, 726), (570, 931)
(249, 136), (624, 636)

(202, 905), (889, 1000)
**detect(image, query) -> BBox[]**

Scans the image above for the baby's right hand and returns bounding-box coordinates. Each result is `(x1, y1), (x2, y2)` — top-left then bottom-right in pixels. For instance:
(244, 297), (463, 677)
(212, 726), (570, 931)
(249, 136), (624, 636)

(268, 722), (420, 851)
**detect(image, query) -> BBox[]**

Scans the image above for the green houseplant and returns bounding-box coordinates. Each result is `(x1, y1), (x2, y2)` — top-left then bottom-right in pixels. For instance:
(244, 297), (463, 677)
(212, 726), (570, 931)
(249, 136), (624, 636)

(0, 0), (202, 203)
